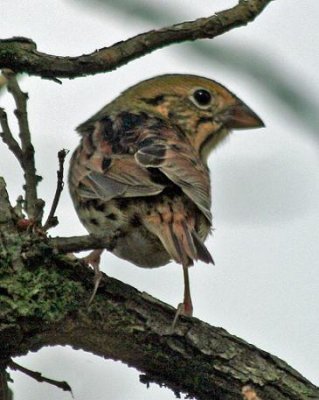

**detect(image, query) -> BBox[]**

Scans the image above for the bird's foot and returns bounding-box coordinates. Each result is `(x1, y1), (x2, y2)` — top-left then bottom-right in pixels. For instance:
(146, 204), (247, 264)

(81, 249), (104, 306)
(171, 300), (193, 332)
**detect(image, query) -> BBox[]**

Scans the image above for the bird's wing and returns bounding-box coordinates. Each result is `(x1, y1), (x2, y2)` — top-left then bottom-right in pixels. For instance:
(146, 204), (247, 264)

(135, 134), (211, 222)
(71, 111), (213, 267)
(72, 113), (164, 201)
(73, 111), (211, 222)
(79, 157), (164, 201)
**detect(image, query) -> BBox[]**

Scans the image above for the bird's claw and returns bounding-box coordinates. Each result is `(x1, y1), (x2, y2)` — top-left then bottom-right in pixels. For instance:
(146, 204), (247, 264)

(81, 249), (104, 306)
(171, 301), (193, 332)
(87, 269), (103, 306)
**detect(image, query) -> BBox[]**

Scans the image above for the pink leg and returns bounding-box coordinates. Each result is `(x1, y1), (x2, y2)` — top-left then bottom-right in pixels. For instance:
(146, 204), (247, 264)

(171, 265), (193, 330)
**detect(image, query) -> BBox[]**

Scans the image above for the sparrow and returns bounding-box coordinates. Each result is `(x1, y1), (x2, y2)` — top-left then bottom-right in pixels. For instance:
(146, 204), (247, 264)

(68, 74), (263, 325)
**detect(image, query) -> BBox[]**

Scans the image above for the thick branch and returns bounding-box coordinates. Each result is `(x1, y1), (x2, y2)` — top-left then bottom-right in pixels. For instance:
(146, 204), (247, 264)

(0, 0), (272, 79)
(0, 368), (12, 400)
(0, 178), (318, 400)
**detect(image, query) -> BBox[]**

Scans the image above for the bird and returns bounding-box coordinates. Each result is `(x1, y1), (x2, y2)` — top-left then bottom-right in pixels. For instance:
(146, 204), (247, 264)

(68, 74), (264, 325)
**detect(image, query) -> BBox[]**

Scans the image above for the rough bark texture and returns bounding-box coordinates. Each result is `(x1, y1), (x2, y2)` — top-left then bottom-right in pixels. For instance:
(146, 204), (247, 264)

(0, 178), (318, 400)
(0, 0), (273, 79)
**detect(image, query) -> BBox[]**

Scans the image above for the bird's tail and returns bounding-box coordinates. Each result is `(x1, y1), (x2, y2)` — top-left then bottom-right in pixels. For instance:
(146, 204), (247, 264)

(145, 217), (214, 267)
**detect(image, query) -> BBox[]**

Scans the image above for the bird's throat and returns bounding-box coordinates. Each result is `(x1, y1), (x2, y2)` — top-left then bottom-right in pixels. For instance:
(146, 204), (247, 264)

(199, 126), (230, 162)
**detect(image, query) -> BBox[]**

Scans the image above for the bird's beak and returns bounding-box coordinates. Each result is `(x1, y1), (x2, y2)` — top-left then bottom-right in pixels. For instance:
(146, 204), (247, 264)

(217, 100), (265, 129)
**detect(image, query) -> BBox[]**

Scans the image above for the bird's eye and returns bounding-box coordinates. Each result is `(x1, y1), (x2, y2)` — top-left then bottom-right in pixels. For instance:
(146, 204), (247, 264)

(191, 89), (212, 109)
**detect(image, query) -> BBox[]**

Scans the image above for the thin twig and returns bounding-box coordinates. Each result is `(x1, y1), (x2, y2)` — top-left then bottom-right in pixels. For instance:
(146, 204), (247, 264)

(0, 108), (23, 164)
(0, 0), (273, 79)
(8, 360), (73, 395)
(2, 69), (43, 222)
(43, 149), (69, 231)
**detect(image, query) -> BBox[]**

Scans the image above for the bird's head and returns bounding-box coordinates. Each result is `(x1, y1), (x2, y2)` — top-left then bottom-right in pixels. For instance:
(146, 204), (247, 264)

(116, 74), (264, 161)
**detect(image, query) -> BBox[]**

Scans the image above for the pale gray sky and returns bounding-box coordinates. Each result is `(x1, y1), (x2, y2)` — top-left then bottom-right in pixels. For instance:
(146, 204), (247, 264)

(2, 1), (319, 399)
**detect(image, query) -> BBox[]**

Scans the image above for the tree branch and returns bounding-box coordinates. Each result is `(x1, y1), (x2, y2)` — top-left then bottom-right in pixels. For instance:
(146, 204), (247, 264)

(1, 70), (44, 222)
(49, 234), (114, 253)
(0, 178), (318, 399)
(0, 367), (13, 400)
(8, 361), (72, 395)
(0, 0), (273, 79)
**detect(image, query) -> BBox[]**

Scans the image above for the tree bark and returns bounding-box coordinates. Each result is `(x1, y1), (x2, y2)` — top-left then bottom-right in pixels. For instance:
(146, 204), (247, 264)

(0, 178), (318, 400)
(0, 368), (12, 400)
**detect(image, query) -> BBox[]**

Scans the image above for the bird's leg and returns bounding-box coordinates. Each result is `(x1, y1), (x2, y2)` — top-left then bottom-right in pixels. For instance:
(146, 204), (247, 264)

(82, 249), (104, 305)
(181, 263), (193, 316)
(172, 264), (193, 330)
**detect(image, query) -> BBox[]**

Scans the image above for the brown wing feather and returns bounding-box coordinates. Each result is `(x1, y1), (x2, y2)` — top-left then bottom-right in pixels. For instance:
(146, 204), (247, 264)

(135, 133), (212, 222)
(70, 111), (213, 266)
